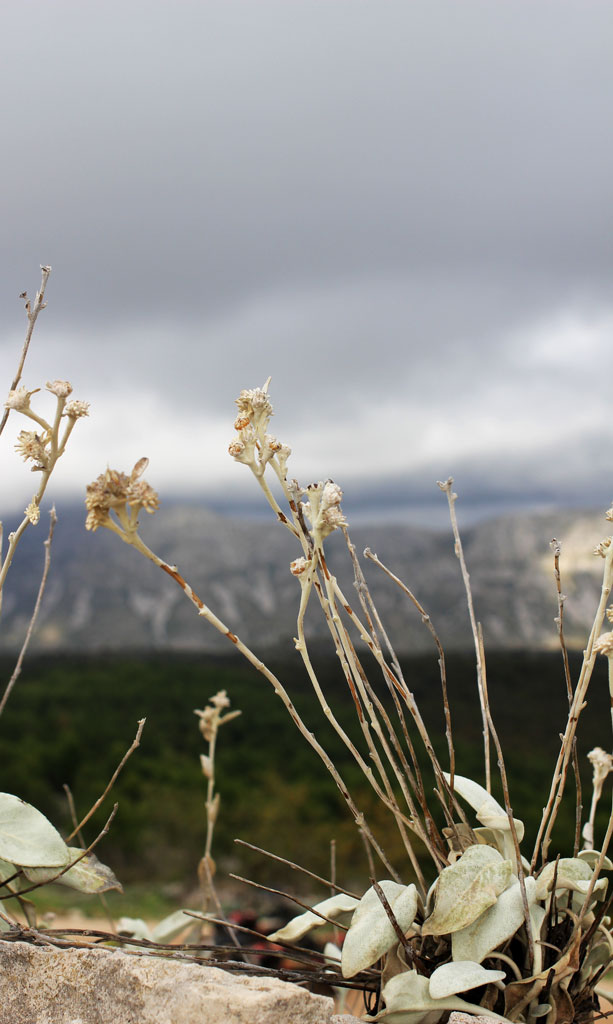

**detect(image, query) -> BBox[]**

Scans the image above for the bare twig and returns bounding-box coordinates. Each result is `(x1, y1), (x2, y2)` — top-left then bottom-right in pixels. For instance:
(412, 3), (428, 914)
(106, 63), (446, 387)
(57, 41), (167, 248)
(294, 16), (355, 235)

(13, 804), (118, 897)
(228, 873), (350, 931)
(438, 478), (491, 792)
(0, 507), (57, 718)
(363, 546), (455, 791)
(533, 538), (613, 869)
(0, 266), (51, 439)
(551, 539), (583, 855)
(66, 719), (146, 841)
(234, 838), (359, 897)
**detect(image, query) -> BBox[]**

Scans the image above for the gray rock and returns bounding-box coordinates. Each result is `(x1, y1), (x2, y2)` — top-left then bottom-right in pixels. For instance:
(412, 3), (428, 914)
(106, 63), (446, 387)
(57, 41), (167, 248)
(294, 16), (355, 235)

(0, 939), (334, 1024)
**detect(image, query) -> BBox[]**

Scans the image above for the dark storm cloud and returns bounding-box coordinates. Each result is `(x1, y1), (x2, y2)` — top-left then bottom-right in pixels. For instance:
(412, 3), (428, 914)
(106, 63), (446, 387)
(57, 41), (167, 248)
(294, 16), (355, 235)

(1, 0), (612, 515)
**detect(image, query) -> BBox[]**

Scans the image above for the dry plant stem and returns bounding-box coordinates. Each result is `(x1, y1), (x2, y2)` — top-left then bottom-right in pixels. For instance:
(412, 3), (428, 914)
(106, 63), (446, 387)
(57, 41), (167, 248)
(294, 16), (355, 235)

(63, 783), (115, 932)
(364, 546), (455, 790)
(201, 857), (244, 957)
(371, 878), (415, 967)
(438, 479), (491, 792)
(66, 719), (145, 842)
(0, 507), (57, 717)
(477, 626), (534, 971)
(0, 401), (77, 595)
(294, 565), (411, 833)
(324, 551), (465, 858)
(228, 873), (351, 931)
(578, 794), (613, 926)
(0, 266), (51, 439)
(115, 524), (398, 879)
(234, 838), (359, 898)
(533, 539), (613, 870)
(294, 562), (427, 882)
(551, 540), (583, 855)
(184, 913), (343, 969)
(15, 805), (118, 898)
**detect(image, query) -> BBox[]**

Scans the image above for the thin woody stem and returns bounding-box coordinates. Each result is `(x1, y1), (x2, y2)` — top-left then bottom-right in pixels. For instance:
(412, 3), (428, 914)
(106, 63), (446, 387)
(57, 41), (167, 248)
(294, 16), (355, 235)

(551, 539), (583, 856)
(113, 522), (399, 879)
(532, 538), (613, 870)
(363, 546), (455, 791)
(0, 507), (57, 717)
(0, 266), (51, 439)
(438, 478), (491, 792)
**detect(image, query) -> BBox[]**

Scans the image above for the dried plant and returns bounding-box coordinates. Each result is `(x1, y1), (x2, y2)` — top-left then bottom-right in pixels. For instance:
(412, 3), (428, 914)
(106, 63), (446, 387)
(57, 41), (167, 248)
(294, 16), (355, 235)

(84, 378), (613, 1021)
(0, 269), (129, 930)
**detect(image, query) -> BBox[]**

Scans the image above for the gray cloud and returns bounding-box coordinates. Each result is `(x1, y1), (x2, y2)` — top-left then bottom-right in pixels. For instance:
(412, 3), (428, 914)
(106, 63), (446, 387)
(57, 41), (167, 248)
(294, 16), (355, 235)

(1, 0), (612, 518)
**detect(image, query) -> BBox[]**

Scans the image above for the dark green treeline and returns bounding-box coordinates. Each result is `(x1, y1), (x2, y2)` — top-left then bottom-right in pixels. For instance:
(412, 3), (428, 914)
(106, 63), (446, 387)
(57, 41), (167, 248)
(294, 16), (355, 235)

(1, 650), (610, 894)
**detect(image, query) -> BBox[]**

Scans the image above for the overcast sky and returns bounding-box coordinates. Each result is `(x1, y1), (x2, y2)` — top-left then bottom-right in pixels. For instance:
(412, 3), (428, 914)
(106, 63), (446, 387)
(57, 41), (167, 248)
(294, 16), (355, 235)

(1, 0), (612, 526)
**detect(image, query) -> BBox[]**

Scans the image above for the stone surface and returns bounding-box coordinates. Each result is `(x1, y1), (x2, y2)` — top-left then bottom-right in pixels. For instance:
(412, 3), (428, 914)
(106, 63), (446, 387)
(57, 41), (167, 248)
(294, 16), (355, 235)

(0, 939), (334, 1024)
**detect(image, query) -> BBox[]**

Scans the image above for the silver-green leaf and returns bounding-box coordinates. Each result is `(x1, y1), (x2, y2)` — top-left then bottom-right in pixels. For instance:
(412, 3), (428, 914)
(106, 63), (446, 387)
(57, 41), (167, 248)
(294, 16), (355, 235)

(452, 877), (537, 964)
(267, 892), (359, 943)
(0, 793), (69, 868)
(365, 969), (510, 1024)
(341, 881), (418, 979)
(422, 845), (512, 937)
(429, 960), (506, 998)
(22, 848), (122, 894)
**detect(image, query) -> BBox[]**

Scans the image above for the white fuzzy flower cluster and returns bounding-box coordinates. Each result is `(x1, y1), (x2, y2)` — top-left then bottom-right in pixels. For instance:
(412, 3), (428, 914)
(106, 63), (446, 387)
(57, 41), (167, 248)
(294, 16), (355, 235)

(228, 380), (291, 478)
(301, 479), (347, 544)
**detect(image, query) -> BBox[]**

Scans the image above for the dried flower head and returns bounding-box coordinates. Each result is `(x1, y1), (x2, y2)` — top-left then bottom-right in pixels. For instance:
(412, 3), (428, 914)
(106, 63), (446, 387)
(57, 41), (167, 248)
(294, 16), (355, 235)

(321, 480), (343, 509)
(46, 380), (73, 398)
(290, 556), (309, 576)
(126, 479), (160, 514)
(15, 430), (49, 471)
(594, 538), (612, 558)
(588, 746), (613, 784)
(5, 386), (39, 411)
(593, 632), (613, 657)
(320, 505), (347, 538)
(85, 462), (159, 531)
(210, 690), (231, 710)
(24, 500), (40, 525)
(64, 399), (90, 419)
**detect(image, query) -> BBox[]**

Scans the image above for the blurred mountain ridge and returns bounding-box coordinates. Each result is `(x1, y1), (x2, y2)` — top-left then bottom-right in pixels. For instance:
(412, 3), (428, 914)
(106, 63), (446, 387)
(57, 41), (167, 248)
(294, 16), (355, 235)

(0, 501), (608, 654)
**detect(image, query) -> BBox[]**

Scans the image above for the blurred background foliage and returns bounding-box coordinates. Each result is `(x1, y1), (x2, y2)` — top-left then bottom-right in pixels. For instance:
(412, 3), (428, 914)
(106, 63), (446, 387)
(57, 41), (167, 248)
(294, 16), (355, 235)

(1, 650), (610, 902)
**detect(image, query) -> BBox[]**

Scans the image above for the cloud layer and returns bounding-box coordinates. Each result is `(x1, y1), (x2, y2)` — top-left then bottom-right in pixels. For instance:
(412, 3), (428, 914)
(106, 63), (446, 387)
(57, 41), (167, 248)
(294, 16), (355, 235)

(1, 1), (612, 521)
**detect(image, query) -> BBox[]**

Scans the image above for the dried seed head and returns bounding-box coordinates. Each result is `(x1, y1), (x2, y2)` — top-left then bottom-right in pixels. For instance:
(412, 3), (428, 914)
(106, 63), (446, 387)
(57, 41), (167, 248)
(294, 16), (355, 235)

(320, 505), (347, 538)
(5, 386), (39, 411)
(234, 415), (250, 431)
(24, 500), (40, 525)
(235, 386), (273, 421)
(46, 379), (73, 398)
(321, 480), (343, 509)
(588, 747), (613, 789)
(210, 690), (231, 710)
(64, 399), (90, 419)
(594, 538), (612, 558)
(290, 556), (309, 576)
(15, 429), (49, 470)
(594, 631), (613, 657)
(126, 479), (159, 514)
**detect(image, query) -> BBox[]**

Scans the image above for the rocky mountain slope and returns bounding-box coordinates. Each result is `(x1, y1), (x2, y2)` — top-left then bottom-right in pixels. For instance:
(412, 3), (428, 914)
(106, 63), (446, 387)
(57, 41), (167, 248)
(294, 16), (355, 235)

(0, 501), (608, 654)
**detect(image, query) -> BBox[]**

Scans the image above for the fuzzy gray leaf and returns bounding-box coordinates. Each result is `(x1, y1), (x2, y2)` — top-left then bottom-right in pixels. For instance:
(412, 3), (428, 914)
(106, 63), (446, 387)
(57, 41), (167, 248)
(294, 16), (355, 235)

(429, 960), (505, 998)
(452, 877), (537, 964)
(364, 969), (510, 1023)
(268, 892), (359, 943)
(422, 845), (512, 937)
(0, 793), (69, 868)
(341, 881), (418, 979)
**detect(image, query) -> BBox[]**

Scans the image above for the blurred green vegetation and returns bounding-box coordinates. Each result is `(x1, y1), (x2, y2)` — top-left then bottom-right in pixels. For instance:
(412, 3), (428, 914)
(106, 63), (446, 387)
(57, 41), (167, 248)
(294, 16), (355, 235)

(0, 650), (611, 899)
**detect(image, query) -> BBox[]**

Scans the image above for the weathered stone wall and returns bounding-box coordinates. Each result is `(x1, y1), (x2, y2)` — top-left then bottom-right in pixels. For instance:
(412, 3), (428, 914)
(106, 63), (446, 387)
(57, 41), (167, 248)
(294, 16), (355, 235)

(0, 939), (336, 1024)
